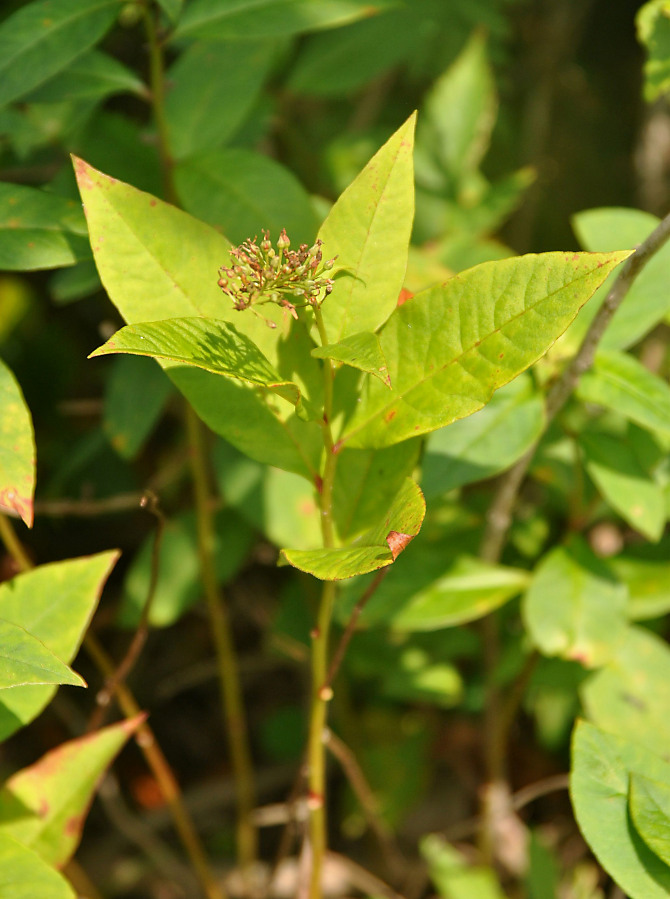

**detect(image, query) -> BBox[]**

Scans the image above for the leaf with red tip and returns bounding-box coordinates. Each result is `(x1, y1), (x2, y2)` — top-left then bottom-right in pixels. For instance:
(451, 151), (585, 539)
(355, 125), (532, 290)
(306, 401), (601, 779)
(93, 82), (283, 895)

(0, 357), (35, 527)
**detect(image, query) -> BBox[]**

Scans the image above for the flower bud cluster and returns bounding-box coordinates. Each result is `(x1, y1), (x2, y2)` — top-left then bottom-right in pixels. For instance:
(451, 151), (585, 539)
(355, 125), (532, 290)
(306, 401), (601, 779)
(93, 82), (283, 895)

(217, 228), (336, 325)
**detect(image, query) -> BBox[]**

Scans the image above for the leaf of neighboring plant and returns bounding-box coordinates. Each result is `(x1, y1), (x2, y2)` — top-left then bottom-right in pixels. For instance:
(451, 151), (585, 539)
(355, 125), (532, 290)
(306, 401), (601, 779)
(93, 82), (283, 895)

(318, 114), (415, 342)
(338, 251), (629, 449)
(0, 552), (118, 741)
(0, 716), (144, 867)
(577, 349), (670, 437)
(390, 557), (529, 632)
(165, 41), (276, 160)
(173, 0), (395, 40)
(0, 0), (119, 107)
(522, 537), (628, 668)
(175, 148), (317, 245)
(637, 0), (670, 101)
(571, 720), (670, 899)
(312, 332), (391, 386)
(580, 430), (665, 541)
(581, 626), (670, 757)
(90, 317), (304, 407)
(0, 621), (84, 690)
(421, 374), (545, 497)
(419, 30), (497, 183)
(157, 0), (183, 21)
(0, 183), (89, 271)
(103, 356), (173, 460)
(74, 158), (323, 479)
(422, 834), (507, 899)
(630, 772), (670, 866)
(280, 478), (425, 580)
(23, 49), (145, 103)
(0, 358), (35, 527)
(118, 509), (254, 628)
(0, 833), (75, 899)
(50, 259), (101, 305)
(565, 207), (670, 352)
(610, 555), (670, 620)
(332, 440), (421, 542)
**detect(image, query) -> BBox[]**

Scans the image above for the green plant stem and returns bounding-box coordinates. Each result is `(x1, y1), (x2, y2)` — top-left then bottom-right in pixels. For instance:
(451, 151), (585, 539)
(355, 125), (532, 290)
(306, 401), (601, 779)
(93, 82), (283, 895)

(185, 404), (258, 875)
(0, 515), (226, 899)
(306, 307), (340, 898)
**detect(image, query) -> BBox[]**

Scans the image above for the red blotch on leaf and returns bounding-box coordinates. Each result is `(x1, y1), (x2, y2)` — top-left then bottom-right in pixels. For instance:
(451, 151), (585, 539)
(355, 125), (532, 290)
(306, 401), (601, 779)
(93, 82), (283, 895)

(386, 530), (414, 561)
(384, 408), (397, 423)
(398, 288), (414, 306)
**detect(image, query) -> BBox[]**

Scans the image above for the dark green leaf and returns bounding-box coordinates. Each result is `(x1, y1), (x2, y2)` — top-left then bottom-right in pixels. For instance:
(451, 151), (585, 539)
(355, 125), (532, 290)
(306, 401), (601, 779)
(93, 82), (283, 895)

(23, 49), (145, 103)
(0, 0), (118, 108)
(103, 356), (173, 460)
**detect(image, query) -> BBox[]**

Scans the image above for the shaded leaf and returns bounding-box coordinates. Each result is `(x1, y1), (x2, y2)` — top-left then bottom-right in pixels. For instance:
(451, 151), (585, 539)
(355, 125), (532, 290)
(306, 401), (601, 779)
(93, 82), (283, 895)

(0, 553), (118, 740)
(0, 183), (89, 271)
(280, 477), (425, 580)
(0, 0), (118, 107)
(577, 349), (670, 437)
(103, 356), (173, 460)
(630, 772), (670, 866)
(0, 621), (84, 691)
(522, 537), (627, 668)
(175, 148), (317, 245)
(90, 317), (305, 408)
(581, 429), (665, 541)
(580, 626), (670, 758)
(390, 556), (529, 632)
(173, 0), (395, 40)
(165, 41), (276, 160)
(312, 331), (391, 386)
(0, 833), (75, 898)
(318, 114), (416, 342)
(0, 716), (144, 866)
(571, 720), (670, 899)
(610, 555), (670, 620)
(422, 835), (507, 899)
(0, 358), (35, 527)
(24, 49), (145, 103)
(637, 0), (670, 101)
(421, 374), (544, 497)
(338, 251), (629, 449)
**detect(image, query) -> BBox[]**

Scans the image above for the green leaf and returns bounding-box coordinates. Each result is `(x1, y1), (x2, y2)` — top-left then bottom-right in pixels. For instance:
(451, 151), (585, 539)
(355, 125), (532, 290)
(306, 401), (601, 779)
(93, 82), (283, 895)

(577, 349), (670, 437)
(421, 374), (545, 497)
(419, 30), (497, 183)
(157, 0), (183, 23)
(90, 317), (305, 408)
(580, 626), (670, 757)
(312, 331), (391, 386)
(0, 553), (118, 741)
(173, 0), (396, 40)
(23, 49), (145, 103)
(422, 834), (507, 899)
(566, 207), (670, 352)
(280, 477), (425, 580)
(103, 356), (173, 460)
(118, 510), (254, 628)
(522, 537), (628, 668)
(332, 440), (421, 542)
(318, 114), (416, 343)
(610, 555), (670, 620)
(630, 772), (670, 866)
(390, 556), (529, 632)
(50, 259), (101, 305)
(580, 429), (665, 541)
(0, 183), (89, 271)
(0, 716), (143, 866)
(74, 158), (323, 479)
(165, 41), (276, 160)
(286, 9), (424, 97)
(637, 0), (670, 101)
(338, 251), (630, 449)
(0, 358), (35, 527)
(0, 0), (118, 108)
(0, 833), (75, 899)
(175, 148), (318, 246)
(571, 720), (670, 899)
(0, 621), (84, 691)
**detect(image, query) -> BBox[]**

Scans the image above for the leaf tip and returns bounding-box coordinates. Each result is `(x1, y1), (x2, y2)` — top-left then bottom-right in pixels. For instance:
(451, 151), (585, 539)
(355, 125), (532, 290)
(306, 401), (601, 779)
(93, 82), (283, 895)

(386, 530), (414, 561)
